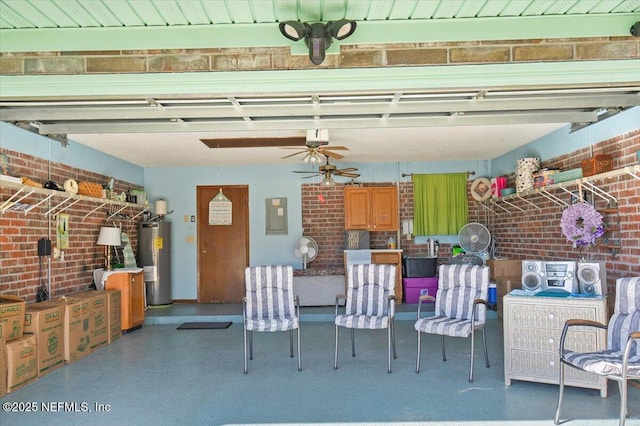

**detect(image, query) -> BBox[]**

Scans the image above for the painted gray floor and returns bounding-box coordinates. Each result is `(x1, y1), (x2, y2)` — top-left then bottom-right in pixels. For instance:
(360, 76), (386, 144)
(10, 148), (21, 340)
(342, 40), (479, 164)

(1, 304), (638, 426)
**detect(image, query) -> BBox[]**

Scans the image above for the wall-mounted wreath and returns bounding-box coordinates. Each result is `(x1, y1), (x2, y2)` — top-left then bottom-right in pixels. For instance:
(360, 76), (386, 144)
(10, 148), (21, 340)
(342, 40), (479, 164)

(560, 202), (604, 247)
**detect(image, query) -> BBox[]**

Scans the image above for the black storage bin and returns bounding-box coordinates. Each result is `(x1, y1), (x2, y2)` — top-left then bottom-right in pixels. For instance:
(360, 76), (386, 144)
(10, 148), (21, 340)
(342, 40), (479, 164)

(403, 256), (437, 278)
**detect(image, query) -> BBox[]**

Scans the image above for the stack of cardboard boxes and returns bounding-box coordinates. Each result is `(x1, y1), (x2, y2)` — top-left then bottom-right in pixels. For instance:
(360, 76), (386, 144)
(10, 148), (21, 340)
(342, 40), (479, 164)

(0, 289), (122, 395)
(486, 259), (522, 319)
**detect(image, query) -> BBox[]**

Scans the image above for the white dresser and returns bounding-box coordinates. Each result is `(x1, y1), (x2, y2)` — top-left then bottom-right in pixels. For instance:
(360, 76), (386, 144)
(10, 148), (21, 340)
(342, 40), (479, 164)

(503, 293), (608, 397)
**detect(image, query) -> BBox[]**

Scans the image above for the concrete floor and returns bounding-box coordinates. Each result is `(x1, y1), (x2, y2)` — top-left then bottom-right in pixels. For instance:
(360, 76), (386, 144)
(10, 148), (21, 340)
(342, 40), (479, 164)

(1, 303), (638, 426)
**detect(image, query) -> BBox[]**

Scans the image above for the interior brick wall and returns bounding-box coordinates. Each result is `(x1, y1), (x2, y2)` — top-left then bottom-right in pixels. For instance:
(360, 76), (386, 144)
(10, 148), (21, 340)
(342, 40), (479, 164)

(302, 130), (640, 308)
(0, 148), (142, 302)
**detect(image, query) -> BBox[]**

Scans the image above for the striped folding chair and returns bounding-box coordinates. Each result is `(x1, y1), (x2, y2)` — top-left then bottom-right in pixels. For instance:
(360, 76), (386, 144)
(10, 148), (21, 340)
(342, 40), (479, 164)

(555, 277), (640, 426)
(243, 265), (301, 374)
(334, 263), (397, 373)
(414, 264), (490, 382)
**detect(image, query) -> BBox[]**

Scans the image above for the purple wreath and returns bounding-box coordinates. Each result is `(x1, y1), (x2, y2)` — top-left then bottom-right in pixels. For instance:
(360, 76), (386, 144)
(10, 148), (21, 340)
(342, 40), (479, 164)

(560, 202), (605, 247)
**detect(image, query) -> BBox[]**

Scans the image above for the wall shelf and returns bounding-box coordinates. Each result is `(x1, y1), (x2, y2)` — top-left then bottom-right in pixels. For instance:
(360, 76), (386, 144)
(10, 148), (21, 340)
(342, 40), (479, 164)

(0, 179), (144, 220)
(481, 164), (640, 214)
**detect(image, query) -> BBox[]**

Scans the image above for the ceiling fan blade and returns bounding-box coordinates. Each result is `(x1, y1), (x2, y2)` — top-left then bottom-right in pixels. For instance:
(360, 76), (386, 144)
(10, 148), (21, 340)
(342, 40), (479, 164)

(293, 170), (320, 174)
(281, 151), (306, 159)
(322, 150), (344, 160)
(335, 171), (360, 178)
(322, 146), (349, 150)
(336, 167), (359, 173)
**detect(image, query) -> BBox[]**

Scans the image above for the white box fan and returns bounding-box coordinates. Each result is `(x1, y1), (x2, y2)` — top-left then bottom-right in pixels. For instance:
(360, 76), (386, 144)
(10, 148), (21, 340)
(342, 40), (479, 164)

(294, 236), (318, 269)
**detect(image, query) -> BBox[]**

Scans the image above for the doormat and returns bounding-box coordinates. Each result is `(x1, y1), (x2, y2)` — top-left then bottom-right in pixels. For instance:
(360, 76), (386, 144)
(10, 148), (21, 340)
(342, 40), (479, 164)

(177, 322), (232, 330)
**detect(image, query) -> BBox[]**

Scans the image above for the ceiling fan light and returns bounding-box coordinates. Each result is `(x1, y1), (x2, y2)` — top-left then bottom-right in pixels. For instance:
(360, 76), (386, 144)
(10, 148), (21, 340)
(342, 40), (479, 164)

(322, 175), (335, 187)
(307, 152), (322, 163)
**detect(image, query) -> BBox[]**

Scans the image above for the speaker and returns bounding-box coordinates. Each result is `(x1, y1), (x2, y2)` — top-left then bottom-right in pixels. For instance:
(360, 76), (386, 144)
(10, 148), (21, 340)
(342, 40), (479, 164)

(521, 260), (545, 292)
(631, 22), (640, 37)
(577, 261), (606, 297)
(37, 238), (51, 256)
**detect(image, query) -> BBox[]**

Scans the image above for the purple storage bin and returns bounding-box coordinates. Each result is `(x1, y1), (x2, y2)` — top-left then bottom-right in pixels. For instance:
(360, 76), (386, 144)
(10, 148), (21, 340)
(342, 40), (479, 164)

(403, 277), (439, 303)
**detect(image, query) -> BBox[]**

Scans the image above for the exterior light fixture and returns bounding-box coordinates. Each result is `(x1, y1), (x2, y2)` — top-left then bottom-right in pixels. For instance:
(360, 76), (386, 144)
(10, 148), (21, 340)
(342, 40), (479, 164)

(279, 20), (357, 65)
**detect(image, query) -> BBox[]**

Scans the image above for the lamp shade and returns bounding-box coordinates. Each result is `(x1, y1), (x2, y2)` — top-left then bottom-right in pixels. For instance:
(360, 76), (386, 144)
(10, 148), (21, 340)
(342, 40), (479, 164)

(97, 227), (121, 246)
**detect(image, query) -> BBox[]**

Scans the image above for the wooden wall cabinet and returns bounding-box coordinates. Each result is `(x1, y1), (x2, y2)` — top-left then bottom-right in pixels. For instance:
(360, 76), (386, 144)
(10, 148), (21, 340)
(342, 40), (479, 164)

(344, 186), (398, 231)
(371, 250), (403, 303)
(105, 271), (145, 332)
(503, 294), (608, 396)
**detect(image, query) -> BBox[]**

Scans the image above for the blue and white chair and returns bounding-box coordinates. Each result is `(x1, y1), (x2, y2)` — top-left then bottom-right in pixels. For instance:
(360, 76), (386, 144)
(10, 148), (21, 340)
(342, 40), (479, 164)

(414, 264), (490, 382)
(243, 265), (301, 374)
(334, 263), (397, 373)
(555, 277), (640, 426)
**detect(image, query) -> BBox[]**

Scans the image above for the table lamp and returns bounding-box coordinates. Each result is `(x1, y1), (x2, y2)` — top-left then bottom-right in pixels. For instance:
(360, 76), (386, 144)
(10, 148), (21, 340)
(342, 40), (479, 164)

(97, 226), (121, 271)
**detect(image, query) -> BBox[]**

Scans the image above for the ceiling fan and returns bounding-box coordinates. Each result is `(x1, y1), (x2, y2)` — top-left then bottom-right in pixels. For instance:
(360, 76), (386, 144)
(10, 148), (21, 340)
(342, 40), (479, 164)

(281, 129), (348, 162)
(293, 156), (360, 186)
(281, 141), (349, 162)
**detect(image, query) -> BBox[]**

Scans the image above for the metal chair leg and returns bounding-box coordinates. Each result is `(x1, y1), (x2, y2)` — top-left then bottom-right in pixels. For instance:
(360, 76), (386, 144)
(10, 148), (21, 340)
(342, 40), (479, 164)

(416, 331), (422, 373)
(296, 326), (302, 371)
(619, 379), (627, 426)
(482, 327), (490, 368)
(351, 328), (356, 357)
(334, 325), (339, 370)
(387, 324), (392, 374)
(469, 329), (475, 382)
(289, 329), (294, 358)
(554, 362), (566, 424)
(243, 325), (249, 374)
(391, 319), (397, 359)
(249, 331), (253, 360)
(440, 335), (447, 362)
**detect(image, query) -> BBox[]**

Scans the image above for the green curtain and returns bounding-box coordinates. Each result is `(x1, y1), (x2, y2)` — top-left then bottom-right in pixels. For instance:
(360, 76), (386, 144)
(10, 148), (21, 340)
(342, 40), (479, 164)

(413, 173), (468, 235)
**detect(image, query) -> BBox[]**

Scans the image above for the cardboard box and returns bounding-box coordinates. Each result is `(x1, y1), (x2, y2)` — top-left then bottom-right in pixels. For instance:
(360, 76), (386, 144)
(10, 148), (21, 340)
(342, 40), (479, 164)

(3, 334), (37, 393)
(104, 289), (122, 344)
(487, 259), (522, 280)
(24, 301), (65, 377)
(496, 276), (522, 319)
(61, 297), (91, 363)
(71, 291), (109, 351)
(403, 277), (439, 303)
(0, 295), (26, 342)
(0, 337), (6, 397)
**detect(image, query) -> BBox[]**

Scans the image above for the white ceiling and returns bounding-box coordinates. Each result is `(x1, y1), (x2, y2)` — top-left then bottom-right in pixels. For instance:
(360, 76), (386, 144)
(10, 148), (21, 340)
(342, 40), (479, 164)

(68, 124), (566, 167)
(1, 0), (639, 167)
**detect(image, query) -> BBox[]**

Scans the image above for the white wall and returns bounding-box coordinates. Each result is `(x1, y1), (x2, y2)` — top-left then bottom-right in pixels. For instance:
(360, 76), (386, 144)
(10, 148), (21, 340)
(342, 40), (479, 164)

(0, 122), (144, 185)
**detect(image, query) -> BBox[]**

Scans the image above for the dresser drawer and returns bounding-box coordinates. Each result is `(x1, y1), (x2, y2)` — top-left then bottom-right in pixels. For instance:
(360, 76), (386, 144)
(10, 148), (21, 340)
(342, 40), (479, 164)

(508, 302), (598, 329)
(509, 326), (598, 353)
(509, 349), (600, 385)
(371, 253), (400, 264)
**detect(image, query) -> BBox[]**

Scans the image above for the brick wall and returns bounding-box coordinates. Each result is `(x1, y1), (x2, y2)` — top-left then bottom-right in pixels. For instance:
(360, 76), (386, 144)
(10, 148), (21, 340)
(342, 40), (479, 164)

(301, 131), (640, 306)
(0, 148), (142, 302)
(1, 37), (637, 74)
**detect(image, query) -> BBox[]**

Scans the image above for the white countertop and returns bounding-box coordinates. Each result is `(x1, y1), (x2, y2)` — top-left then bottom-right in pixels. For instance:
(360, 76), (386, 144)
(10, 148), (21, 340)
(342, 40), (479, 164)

(93, 267), (143, 290)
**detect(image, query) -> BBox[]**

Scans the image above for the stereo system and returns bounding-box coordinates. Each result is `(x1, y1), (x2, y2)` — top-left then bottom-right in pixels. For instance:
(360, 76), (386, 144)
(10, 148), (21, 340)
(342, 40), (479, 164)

(521, 260), (606, 296)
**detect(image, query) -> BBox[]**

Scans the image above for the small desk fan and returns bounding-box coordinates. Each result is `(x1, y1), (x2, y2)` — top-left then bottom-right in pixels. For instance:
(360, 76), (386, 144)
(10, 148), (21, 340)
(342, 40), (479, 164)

(294, 236), (318, 269)
(451, 222), (491, 265)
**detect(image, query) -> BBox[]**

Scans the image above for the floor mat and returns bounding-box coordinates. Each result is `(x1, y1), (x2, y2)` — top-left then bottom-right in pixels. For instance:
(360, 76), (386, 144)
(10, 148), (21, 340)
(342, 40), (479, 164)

(177, 322), (232, 330)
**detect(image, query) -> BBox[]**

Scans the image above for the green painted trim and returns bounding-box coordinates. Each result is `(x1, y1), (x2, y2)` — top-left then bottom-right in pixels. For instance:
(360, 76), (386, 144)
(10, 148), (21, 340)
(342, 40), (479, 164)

(1, 60), (639, 99)
(1, 14), (638, 53)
